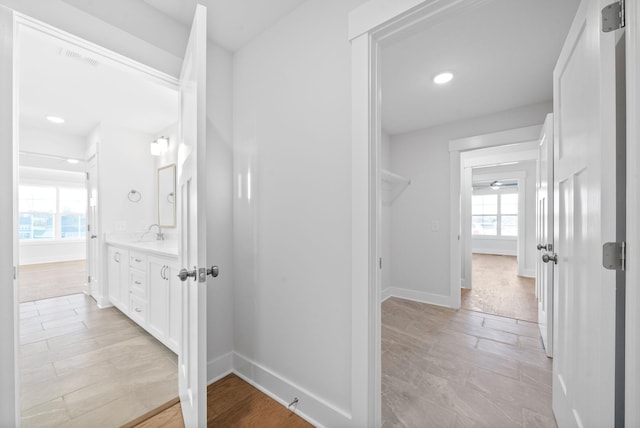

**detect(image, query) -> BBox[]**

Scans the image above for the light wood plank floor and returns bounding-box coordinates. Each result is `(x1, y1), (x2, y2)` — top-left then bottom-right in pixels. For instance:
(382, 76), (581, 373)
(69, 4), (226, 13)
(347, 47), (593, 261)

(19, 260), (87, 303)
(20, 293), (178, 428)
(382, 297), (554, 427)
(461, 254), (537, 322)
(124, 373), (313, 427)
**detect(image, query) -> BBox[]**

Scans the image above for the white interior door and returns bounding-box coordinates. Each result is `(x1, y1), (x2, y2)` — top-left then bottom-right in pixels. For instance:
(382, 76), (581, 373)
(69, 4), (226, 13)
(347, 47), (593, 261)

(552, 0), (622, 425)
(177, 5), (208, 427)
(536, 114), (553, 357)
(0, 5), (19, 426)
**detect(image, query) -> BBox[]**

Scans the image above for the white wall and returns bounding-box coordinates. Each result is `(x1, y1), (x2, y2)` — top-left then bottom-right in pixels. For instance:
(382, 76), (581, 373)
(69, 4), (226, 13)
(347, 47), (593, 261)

(389, 102), (550, 302)
(233, 0), (366, 424)
(204, 42), (235, 381)
(96, 124), (156, 234)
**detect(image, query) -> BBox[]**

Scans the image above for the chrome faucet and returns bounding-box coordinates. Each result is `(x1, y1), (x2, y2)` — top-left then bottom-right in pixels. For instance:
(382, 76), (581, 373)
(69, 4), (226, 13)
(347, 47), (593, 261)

(148, 223), (165, 241)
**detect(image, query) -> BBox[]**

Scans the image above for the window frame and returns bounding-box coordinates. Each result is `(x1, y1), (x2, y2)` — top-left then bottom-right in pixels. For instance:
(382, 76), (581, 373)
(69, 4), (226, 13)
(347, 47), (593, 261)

(18, 182), (87, 243)
(471, 187), (519, 239)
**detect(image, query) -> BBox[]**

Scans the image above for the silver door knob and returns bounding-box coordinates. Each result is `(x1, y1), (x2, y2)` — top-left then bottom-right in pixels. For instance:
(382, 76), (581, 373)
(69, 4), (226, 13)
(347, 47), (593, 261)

(537, 244), (548, 250)
(207, 266), (219, 278)
(542, 253), (558, 264)
(91, 235), (98, 239)
(177, 268), (197, 282)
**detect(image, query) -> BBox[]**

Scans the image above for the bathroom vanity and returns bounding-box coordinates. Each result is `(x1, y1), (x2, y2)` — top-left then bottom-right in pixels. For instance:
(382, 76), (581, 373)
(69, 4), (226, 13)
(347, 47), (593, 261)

(106, 239), (180, 353)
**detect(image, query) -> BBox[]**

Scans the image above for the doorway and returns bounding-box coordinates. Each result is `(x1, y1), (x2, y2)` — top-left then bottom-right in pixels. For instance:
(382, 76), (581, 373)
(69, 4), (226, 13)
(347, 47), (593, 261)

(16, 18), (181, 426)
(462, 163), (538, 322)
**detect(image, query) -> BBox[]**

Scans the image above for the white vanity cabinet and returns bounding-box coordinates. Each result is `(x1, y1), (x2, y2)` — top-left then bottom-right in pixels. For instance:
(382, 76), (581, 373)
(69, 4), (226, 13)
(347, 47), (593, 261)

(107, 246), (129, 312)
(148, 255), (180, 353)
(106, 243), (180, 354)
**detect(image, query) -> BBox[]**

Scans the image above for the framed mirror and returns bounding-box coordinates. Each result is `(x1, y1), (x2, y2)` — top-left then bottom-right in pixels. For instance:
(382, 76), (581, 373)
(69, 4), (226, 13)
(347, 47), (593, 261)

(158, 164), (176, 227)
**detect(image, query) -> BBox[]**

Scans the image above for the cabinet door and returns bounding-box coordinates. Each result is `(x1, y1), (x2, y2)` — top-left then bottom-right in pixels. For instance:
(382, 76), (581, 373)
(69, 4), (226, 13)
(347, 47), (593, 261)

(107, 247), (121, 305)
(107, 246), (128, 310)
(148, 257), (169, 341)
(119, 250), (130, 312)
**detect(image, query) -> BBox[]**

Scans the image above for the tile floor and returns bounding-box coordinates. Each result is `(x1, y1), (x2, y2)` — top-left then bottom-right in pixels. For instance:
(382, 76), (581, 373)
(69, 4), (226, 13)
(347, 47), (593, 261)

(382, 297), (555, 428)
(20, 293), (178, 427)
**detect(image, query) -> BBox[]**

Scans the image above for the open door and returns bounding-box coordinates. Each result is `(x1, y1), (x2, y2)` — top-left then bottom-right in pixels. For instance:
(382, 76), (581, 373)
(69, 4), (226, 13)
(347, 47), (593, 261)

(551, 0), (624, 425)
(0, 5), (20, 426)
(176, 5), (209, 427)
(536, 114), (553, 357)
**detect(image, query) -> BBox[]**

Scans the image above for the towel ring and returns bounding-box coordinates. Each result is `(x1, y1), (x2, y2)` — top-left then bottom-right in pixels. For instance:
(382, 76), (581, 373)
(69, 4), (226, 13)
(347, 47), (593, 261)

(128, 190), (142, 202)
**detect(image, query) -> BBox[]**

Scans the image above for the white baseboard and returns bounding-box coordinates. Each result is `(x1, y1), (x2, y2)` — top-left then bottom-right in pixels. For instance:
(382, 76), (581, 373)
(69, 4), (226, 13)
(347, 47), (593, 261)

(471, 248), (517, 256)
(207, 351), (234, 384)
(386, 287), (454, 308)
(232, 352), (350, 428)
(518, 268), (535, 278)
(381, 287), (392, 302)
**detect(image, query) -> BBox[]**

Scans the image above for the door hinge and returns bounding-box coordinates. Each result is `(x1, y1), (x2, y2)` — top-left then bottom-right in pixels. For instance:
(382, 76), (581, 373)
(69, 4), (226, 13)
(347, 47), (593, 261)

(13, 266), (17, 280)
(603, 241), (626, 271)
(602, 0), (625, 32)
(88, 275), (91, 283)
(86, 172), (90, 180)
(379, 257), (382, 269)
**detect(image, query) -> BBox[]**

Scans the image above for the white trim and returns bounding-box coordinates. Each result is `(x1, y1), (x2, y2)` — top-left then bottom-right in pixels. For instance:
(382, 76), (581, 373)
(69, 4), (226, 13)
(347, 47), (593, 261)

(384, 287), (454, 308)
(0, 6), (19, 425)
(449, 125), (542, 152)
(381, 287), (393, 302)
(233, 352), (348, 428)
(207, 351), (234, 384)
(519, 268), (535, 279)
(626, 0), (640, 425)
(472, 248), (517, 256)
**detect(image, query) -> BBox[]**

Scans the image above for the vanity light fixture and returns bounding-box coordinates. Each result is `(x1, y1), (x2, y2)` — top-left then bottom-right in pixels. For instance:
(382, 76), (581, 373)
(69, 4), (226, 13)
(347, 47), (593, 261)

(150, 136), (170, 156)
(46, 115), (65, 124)
(433, 72), (454, 85)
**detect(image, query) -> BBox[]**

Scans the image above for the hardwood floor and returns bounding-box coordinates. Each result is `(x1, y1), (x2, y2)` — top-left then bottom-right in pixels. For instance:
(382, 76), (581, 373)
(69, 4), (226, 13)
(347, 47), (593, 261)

(461, 253), (537, 322)
(20, 293), (178, 427)
(382, 297), (554, 427)
(124, 374), (313, 428)
(19, 260), (87, 303)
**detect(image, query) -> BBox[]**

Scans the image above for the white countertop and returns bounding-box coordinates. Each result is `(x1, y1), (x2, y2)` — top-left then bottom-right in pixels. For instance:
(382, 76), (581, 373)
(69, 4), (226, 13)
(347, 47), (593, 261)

(106, 234), (179, 258)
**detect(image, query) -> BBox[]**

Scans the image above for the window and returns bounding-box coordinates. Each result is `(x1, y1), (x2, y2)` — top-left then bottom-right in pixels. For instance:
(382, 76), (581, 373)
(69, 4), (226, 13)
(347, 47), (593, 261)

(472, 191), (518, 237)
(19, 185), (87, 241)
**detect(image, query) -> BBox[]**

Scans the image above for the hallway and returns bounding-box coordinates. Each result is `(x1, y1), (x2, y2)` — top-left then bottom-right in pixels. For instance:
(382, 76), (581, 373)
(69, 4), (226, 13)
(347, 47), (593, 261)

(382, 297), (554, 427)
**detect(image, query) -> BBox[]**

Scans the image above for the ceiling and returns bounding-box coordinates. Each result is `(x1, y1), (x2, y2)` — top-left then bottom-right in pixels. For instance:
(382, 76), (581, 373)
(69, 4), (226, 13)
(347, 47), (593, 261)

(18, 25), (178, 139)
(142, 0), (309, 52)
(381, 0), (580, 135)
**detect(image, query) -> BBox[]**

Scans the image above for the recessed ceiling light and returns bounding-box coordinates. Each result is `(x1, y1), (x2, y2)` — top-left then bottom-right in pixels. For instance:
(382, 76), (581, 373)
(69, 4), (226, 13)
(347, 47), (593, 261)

(66, 158), (80, 164)
(433, 72), (454, 85)
(46, 115), (65, 124)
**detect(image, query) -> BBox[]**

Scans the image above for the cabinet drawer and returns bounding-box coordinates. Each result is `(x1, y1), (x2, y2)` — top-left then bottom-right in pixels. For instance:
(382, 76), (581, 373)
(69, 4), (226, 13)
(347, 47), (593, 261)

(129, 295), (147, 325)
(130, 271), (146, 297)
(129, 252), (147, 271)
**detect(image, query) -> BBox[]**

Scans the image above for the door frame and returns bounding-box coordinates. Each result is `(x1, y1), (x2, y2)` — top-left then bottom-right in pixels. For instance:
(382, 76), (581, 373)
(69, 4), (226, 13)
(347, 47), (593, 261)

(458, 138), (539, 291)
(3, 10), (180, 421)
(350, 0), (638, 425)
(626, 0), (640, 425)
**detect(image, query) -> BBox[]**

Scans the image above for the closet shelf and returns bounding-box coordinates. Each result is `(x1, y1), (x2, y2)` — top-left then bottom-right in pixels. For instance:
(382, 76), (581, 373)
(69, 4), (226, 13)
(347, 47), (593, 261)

(381, 169), (411, 204)
(381, 169), (411, 186)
